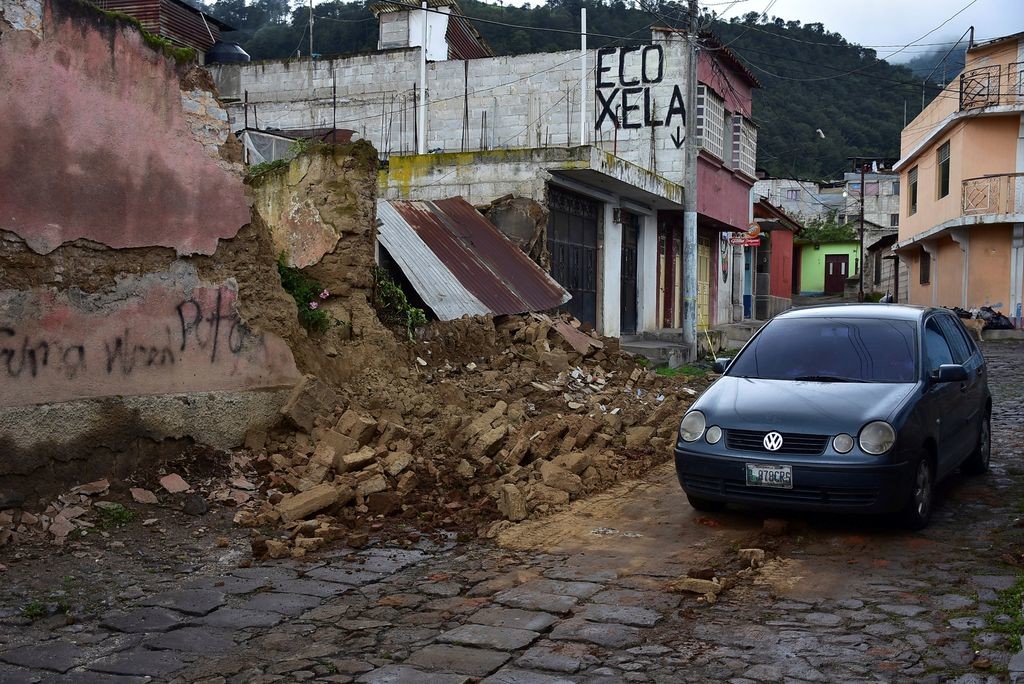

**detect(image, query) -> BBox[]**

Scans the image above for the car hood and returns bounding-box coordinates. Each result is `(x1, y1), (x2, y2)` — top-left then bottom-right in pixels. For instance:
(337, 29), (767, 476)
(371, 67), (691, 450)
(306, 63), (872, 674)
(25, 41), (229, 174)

(694, 376), (916, 433)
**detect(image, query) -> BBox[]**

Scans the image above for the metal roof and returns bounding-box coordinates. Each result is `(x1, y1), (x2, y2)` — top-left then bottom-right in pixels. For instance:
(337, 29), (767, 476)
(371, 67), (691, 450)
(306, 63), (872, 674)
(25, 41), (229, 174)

(377, 198), (570, 321)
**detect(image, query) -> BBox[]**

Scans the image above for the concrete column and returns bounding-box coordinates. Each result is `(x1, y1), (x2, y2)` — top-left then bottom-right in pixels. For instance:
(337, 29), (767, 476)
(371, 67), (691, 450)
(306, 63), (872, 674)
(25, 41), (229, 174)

(637, 213), (659, 333)
(1011, 223), (1024, 325)
(949, 228), (970, 308)
(731, 243), (744, 320)
(601, 201), (622, 337)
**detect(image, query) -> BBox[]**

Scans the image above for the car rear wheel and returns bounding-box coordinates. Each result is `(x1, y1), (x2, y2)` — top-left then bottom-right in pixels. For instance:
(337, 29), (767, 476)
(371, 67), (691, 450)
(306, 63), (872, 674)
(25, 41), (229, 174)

(900, 456), (933, 530)
(962, 412), (991, 475)
(686, 493), (725, 512)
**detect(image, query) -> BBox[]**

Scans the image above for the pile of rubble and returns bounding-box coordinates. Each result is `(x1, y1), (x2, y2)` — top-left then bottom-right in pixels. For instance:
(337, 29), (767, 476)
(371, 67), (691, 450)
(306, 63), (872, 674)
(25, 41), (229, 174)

(231, 312), (709, 559)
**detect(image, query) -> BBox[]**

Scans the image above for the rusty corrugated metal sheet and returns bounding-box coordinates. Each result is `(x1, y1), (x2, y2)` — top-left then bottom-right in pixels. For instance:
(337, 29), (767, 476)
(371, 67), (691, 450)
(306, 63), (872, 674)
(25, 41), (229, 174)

(378, 197), (570, 320)
(377, 201), (490, 321)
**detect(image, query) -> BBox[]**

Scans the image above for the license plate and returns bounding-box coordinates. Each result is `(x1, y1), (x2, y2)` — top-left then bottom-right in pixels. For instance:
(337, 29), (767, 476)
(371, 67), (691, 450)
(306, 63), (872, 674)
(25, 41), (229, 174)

(746, 463), (793, 489)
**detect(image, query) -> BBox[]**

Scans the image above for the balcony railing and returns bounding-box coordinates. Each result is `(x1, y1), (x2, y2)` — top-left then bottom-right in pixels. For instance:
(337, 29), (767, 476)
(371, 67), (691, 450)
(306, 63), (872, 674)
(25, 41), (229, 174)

(962, 173), (1024, 216)
(959, 63), (1024, 109)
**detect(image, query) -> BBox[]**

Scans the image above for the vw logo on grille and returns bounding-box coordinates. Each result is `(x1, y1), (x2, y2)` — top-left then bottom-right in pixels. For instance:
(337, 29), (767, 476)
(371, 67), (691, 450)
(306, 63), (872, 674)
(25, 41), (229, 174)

(763, 431), (784, 452)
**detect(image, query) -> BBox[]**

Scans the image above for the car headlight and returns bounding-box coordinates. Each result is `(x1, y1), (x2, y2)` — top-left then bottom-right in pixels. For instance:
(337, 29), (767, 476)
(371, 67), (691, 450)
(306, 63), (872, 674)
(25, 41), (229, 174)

(833, 433), (854, 454)
(706, 425), (723, 444)
(679, 411), (706, 442)
(859, 421), (896, 455)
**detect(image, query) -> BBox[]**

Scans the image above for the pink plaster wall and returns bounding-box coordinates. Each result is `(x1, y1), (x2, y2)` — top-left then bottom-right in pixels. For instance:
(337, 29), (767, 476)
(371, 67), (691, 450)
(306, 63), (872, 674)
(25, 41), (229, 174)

(698, 157), (754, 230)
(0, 271), (301, 408)
(0, 0), (250, 255)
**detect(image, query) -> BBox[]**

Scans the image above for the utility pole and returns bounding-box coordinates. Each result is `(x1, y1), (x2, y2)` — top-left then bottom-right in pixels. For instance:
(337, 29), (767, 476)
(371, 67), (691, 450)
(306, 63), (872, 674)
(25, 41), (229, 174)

(858, 159), (866, 302)
(418, 0), (427, 155)
(308, 0), (314, 58)
(682, 0), (699, 359)
(579, 8), (587, 146)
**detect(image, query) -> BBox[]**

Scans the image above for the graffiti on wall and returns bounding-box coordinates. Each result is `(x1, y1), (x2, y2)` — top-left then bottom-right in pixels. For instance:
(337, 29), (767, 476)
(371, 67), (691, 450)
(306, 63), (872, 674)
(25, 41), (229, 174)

(0, 274), (301, 407)
(594, 45), (686, 148)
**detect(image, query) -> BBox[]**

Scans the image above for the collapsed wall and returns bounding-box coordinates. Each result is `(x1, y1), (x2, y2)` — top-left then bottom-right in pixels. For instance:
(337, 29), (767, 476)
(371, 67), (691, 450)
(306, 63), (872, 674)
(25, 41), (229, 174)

(0, 0), (385, 503)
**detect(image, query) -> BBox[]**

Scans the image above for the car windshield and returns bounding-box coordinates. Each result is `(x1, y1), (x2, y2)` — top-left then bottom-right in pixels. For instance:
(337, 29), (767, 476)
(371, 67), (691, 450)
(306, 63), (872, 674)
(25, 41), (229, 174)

(727, 317), (918, 383)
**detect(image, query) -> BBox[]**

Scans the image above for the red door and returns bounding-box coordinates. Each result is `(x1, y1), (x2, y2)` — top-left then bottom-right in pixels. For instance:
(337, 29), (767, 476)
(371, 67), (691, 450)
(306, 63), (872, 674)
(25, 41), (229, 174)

(824, 254), (848, 294)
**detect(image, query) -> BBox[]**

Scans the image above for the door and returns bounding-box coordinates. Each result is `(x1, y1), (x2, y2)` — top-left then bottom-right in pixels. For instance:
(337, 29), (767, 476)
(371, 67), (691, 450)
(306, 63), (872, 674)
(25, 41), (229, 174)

(697, 236), (711, 331)
(548, 187), (599, 328)
(658, 214), (683, 328)
(620, 213), (639, 335)
(922, 317), (970, 476)
(743, 249), (753, 318)
(936, 313), (986, 458)
(824, 254), (848, 294)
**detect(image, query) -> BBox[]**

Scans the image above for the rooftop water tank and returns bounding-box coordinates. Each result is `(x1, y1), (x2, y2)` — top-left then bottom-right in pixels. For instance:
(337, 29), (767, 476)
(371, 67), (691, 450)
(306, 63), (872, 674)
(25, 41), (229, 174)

(206, 41), (250, 64)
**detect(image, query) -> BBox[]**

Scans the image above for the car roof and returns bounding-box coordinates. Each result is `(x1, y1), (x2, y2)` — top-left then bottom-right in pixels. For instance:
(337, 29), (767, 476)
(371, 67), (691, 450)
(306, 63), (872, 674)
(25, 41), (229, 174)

(775, 304), (933, 322)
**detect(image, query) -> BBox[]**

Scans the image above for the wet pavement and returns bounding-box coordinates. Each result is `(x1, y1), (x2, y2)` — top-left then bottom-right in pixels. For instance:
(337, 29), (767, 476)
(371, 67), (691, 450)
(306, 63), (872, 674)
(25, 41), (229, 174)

(1, 341), (1023, 683)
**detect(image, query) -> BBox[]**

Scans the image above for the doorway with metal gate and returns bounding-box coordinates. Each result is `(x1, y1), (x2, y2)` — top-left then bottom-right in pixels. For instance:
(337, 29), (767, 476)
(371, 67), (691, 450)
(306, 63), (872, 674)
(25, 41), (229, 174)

(620, 212), (640, 334)
(547, 186), (599, 328)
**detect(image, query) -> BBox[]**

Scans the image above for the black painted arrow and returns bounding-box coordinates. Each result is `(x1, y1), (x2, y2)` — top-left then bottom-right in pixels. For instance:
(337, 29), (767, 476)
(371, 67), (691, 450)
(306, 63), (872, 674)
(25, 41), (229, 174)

(671, 126), (684, 149)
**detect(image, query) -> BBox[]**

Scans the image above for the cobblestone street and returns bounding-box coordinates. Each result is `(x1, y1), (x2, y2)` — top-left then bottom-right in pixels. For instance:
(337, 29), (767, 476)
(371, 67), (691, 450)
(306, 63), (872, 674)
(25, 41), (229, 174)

(2, 341), (1023, 683)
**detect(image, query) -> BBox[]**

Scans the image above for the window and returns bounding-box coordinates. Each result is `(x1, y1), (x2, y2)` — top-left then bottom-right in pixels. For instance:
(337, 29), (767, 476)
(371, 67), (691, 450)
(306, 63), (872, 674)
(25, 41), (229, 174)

(737, 117), (757, 177)
(936, 315), (973, 364)
(725, 318), (918, 383)
(937, 142), (950, 198)
(892, 181), (900, 195)
(873, 251), (882, 285)
(865, 182), (879, 196)
(849, 182), (862, 194)
(697, 85), (725, 159)
(838, 214), (847, 224)
(909, 166), (919, 215)
(924, 319), (954, 372)
(786, 189), (799, 200)
(919, 248), (930, 285)
(890, 213), (899, 227)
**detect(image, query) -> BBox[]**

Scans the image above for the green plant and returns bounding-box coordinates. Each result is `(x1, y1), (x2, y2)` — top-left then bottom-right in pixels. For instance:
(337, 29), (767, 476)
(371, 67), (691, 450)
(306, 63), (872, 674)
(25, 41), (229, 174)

(246, 139), (312, 182)
(98, 503), (135, 528)
(373, 266), (428, 340)
(657, 365), (708, 378)
(21, 601), (47, 619)
(277, 254), (333, 333)
(986, 574), (1024, 643)
(797, 210), (858, 245)
(635, 357), (650, 367)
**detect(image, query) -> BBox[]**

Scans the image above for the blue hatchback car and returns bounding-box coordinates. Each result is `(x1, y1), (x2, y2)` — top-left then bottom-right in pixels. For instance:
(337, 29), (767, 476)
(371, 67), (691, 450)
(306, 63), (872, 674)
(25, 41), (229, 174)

(674, 305), (991, 529)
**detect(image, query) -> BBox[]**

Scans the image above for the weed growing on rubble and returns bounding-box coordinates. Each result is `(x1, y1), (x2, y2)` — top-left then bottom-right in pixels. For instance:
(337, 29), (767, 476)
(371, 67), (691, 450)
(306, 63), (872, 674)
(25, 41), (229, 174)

(657, 365), (708, 378)
(21, 601), (47, 620)
(988, 575), (1024, 643)
(278, 255), (333, 333)
(98, 504), (135, 528)
(246, 139), (312, 182)
(373, 266), (427, 340)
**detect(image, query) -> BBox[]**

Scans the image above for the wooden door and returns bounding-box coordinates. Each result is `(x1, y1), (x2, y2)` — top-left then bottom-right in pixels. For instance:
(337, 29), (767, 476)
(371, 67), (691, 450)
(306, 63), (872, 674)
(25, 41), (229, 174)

(824, 254), (848, 294)
(697, 236), (711, 330)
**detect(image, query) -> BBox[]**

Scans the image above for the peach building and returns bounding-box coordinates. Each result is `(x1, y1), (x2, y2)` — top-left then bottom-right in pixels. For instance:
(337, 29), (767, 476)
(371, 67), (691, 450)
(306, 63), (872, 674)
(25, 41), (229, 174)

(893, 32), (1024, 324)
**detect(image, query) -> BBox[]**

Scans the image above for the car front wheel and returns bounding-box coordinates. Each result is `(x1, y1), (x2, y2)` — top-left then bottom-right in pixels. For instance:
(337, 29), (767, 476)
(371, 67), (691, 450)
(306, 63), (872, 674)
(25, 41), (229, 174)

(901, 456), (933, 530)
(962, 412), (991, 475)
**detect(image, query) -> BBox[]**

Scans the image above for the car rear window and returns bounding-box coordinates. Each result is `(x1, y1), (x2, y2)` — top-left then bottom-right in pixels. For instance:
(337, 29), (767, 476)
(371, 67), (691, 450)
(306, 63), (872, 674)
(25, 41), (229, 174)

(727, 317), (918, 383)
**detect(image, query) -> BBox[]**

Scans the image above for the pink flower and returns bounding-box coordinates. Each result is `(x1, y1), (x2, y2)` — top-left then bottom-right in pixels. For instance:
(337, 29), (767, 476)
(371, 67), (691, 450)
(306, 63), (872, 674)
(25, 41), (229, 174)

(319, 289), (330, 299)
(308, 301), (319, 310)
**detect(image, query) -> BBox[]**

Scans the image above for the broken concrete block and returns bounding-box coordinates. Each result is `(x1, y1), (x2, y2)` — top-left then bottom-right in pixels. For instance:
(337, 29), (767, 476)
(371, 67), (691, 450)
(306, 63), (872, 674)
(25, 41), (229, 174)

(526, 483), (570, 507)
(669, 577), (723, 595)
(738, 548), (766, 568)
(551, 451), (591, 475)
(281, 376), (339, 433)
(382, 451), (413, 477)
(130, 488), (159, 504)
(356, 473), (389, 498)
(313, 428), (359, 458)
(334, 446), (377, 474)
(463, 401), (508, 442)
(539, 461), (583, 495)
(497, 484), (528, 522)
(159, 474), (190, 494)
(471, 424), (507, 460)
(625, 426), (656, 450)
(336, 410), (378, 446)
(456, 459), (476, 478)
(277, 483), (342, 522)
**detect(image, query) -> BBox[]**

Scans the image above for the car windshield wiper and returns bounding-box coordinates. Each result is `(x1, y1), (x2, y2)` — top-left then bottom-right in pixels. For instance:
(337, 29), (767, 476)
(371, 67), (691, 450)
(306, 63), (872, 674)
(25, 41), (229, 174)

(792, 375), (860, 383)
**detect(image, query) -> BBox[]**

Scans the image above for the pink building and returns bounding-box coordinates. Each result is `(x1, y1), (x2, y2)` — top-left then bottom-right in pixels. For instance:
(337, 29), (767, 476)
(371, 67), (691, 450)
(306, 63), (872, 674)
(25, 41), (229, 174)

(655, 34), (760, 330)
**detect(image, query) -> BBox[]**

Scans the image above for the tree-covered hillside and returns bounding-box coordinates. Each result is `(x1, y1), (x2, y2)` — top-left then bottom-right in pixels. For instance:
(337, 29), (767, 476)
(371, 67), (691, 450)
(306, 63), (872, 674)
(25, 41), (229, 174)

(203, 0), (947, 179)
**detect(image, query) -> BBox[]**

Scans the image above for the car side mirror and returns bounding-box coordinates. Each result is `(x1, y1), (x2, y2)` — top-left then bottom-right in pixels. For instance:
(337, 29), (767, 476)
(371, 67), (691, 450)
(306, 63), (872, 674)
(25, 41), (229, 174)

(712, 357), (731, 374)
(932, 363), (967, 383)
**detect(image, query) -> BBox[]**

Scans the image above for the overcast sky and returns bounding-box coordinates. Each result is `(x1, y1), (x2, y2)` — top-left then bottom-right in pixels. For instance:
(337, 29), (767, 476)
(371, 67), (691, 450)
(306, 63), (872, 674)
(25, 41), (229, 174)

(707, 0), (1023, 62)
